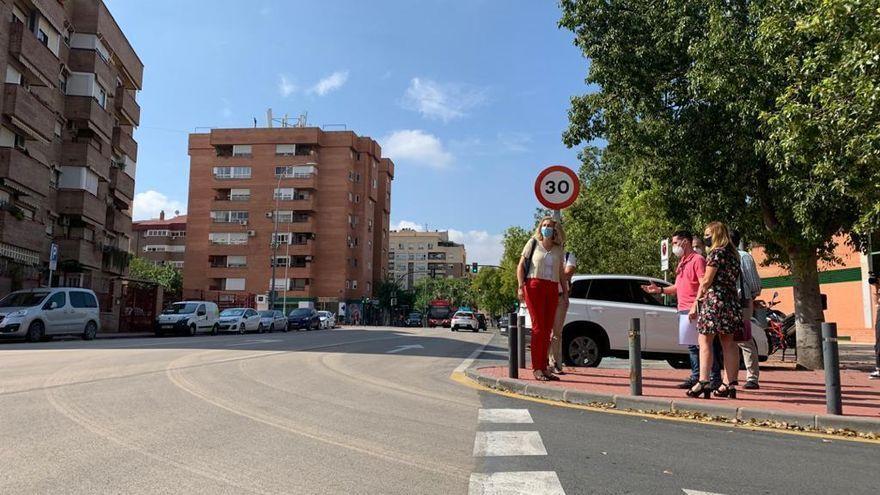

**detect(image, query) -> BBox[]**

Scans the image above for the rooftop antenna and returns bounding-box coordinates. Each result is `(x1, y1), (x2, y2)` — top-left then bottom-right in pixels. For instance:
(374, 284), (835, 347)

(267, 108), (273, 128)
(296, 112), (308, 128)
(282, 113), (289, 127)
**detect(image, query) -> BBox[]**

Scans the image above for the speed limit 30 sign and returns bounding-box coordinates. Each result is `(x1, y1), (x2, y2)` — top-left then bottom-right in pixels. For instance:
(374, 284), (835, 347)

(534, 165), (581, 210)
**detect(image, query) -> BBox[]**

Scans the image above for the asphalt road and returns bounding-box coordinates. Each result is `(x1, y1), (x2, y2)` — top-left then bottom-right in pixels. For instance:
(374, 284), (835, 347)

(0, 327), (876, 494)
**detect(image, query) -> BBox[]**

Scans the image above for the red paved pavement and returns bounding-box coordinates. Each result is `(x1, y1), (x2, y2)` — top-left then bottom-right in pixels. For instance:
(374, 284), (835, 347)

(478, 366), (880, 418)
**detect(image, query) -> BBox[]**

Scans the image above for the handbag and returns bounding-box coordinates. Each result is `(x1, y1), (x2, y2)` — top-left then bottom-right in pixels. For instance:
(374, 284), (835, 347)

(522, 238), (538, 280)
(734, 317), (752, 342)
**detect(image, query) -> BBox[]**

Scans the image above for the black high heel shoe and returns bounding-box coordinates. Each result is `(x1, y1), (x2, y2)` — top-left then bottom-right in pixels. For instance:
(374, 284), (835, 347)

(686, 381), (712, 399)
(713, 383), (737, 399)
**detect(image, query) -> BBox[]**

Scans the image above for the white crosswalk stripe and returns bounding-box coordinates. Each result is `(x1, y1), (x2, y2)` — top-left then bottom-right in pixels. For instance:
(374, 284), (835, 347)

(478, 408), (534, 424)
(469, 471), (566, 495)
(473, 431), (548, 457)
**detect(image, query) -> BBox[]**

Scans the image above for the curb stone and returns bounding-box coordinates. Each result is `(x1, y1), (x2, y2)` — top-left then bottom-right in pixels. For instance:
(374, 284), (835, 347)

(463, 367), (880, 436)
(614, 395), (674, 413)
(739, 408), (817, 429)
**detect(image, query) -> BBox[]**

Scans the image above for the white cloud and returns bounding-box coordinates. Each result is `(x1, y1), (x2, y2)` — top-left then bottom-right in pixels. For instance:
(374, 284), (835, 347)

(381, 130), (453, 169)
(448, 229), (504, 266)
(402, 78), (487, 123)
(133, 190), (186, 221)
(391, 220), (426, 232)
(309, 70), (349, 96)
(278, 75), (297, 97)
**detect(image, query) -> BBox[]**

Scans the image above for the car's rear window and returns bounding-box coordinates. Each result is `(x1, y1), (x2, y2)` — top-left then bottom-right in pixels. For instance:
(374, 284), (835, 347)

(69, 291), (98, 308)
(455, 312), (474, 318)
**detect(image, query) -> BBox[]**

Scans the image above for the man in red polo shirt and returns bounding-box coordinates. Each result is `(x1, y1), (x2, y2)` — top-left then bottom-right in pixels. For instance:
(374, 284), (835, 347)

(643, 230), (718, 388)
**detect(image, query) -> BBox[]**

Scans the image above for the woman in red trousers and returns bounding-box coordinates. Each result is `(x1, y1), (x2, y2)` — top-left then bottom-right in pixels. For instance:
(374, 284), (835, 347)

(517, 216), (567, 381)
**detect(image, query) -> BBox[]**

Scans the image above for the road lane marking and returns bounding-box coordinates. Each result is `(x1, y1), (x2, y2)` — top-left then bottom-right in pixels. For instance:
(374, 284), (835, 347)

(683, 490), (727, 495)
(386, 344), (424, 354)
(478, 408), (534, 424)
(469, 471), (565, 495)
(454, 336), (495, 374)
(224, 339), (282, 347)
(473, 431), (547, 457)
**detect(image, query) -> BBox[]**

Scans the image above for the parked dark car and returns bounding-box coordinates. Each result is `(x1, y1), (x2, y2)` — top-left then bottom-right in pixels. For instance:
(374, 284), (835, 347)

(287, 308), (320, 331)
(499, 315), (510, 335)
(405, 312), (422, 327)
(476, 314), (487, 331)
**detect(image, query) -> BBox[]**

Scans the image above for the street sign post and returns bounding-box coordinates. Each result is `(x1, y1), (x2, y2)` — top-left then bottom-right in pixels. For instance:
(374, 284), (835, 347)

(660, 238), (669, 272)
(48, 243), (58, 287)
(534, 165), (580, 211)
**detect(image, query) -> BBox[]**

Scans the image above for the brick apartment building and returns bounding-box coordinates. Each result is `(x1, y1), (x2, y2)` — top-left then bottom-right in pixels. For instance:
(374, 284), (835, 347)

(388, 229), (467, 290)
(0, 0), (142, 330)
(131, 211), (186, 268)
(184, 126), (393, 313)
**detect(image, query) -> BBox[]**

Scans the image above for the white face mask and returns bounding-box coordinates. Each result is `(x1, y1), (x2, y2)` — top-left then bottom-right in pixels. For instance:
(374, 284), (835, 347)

(672, 245), (684, 258)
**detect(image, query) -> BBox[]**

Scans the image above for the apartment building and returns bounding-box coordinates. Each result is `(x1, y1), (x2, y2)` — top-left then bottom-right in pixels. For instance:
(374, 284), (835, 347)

(0, 1), (142, 329)
(184, 126), (393, 310)
(388, 229), (467, 290)
(131, 211), (186, 268)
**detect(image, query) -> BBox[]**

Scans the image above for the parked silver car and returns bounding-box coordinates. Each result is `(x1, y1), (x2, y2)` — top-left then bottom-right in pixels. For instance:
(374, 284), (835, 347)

(258, 310), (288, 332)
(0, 288), (101, 342)
(217, 308), (262, 334)
(317, 311), (337, 329)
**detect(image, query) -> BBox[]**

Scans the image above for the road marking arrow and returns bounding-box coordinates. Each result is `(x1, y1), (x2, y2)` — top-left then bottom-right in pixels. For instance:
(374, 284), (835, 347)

(386, 344), (424, 354)
(683, 490), (727, 495)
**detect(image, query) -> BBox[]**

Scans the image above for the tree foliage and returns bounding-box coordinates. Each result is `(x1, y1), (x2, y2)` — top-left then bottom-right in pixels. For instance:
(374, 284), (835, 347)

(471, 268), (516, 317)
(559, 0), (880, 368)
(128, 257), (182, 293)
(412, 277), (474, 310)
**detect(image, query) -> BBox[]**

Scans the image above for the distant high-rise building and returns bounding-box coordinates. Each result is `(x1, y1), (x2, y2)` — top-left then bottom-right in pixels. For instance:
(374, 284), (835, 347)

(184, 127), (393, 312)
(0, 0), (143, 330)
(388, 230), (467, 290)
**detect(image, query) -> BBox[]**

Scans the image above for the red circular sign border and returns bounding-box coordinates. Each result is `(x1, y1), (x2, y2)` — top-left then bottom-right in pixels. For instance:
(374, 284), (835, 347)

(534, 165), (581, 210)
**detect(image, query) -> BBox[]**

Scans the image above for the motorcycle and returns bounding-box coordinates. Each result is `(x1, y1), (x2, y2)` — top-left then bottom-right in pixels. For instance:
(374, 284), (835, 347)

(755, 292), (796, 361)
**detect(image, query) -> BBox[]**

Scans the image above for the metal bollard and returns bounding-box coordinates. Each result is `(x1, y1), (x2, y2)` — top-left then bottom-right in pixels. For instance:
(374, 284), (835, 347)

(629, 318), (643, 396)
(822, 322), (842, 415)
(517, 315), (527, 368)
(508, 312), (518, 379)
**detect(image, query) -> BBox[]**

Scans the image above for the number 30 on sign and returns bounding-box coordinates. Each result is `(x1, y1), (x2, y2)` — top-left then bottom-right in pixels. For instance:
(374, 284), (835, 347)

(534, 165), (581, 210)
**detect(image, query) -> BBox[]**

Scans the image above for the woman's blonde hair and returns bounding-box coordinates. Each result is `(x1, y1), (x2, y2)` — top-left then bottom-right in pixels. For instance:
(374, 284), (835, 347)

(704, 221), (737, 256)
(534, 216), (564, 246)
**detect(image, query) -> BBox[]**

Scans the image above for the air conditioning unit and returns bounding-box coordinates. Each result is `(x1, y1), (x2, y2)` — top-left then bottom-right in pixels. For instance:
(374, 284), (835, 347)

(239, 220), (248, 226)
(265, 212), (273, 218)
(247, 230), (256, 237)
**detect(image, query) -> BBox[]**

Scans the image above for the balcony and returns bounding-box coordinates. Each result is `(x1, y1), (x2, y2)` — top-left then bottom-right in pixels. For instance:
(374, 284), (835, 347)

(112, 126), (138, 160)
(65, 96), (114, 141)
(114, 86), (140, 126)
(57, 238), (102, 269)
(62, 140), (110, 180)
(7, 21), (60, 87)
(0, 208), (48, 253)
(286, 241), (316, 257)
(277, 173), (318, 190)
(283, 197), (316, 212)
(0, 148), (50, 198)
(104, 207), (131, 234)
(56, 189), (106, 224)
(67, 48), (114, 94)
(3, 84), (55, 143)
(288, 218), (316, 234)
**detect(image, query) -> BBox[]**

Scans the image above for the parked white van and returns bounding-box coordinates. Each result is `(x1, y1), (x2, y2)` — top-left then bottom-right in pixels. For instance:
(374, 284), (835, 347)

(155, 301), (220, 336)
(0, 288), (102, 342)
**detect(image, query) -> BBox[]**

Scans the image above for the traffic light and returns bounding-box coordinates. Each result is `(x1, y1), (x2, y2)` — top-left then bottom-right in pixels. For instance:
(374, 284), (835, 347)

(471, 262), (478, 274)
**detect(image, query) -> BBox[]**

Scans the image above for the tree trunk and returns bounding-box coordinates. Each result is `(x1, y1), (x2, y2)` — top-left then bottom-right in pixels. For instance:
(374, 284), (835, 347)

(788, 247), (825, 370)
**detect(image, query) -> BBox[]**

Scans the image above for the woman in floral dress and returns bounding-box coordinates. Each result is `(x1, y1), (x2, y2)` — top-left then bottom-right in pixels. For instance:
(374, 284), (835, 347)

(686, 221), (743, 399)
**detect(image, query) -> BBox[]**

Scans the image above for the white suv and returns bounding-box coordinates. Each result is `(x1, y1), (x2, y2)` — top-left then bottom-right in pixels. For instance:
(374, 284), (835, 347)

(451, 311), (480, 332)
(0, 288), (101, 342)
(520, 275), (769, 367)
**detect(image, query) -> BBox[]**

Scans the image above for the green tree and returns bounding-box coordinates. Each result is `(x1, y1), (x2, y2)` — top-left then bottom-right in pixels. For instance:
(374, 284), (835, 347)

(471, 267), (516, 317)
(498, 226), (532, 304)
(413, 277), (474, 311)
(128, 257), (182, 293)
(559, 0), (880, 368)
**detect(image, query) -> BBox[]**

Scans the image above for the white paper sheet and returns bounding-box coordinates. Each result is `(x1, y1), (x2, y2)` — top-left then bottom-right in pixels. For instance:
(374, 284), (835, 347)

(679, 313), (699, 346)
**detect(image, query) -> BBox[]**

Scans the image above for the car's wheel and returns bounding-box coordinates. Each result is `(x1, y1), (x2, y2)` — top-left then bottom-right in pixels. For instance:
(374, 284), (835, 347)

(472, 328), (478, 333)
(26, 320), (45, 343)
(83, 321), (98, 341)
(283, 324), (289, 333)
(188, 324), (197, 337)
(268, 324), (274, 333)
(565, 333), (603, 367)
(258, 323), (264, 334)
(666, 358), (691, 369)
(239, 323), (246, 334)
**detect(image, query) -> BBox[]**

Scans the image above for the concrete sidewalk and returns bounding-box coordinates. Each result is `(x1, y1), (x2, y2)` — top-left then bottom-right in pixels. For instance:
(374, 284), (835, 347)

(467, 364), (880, 436)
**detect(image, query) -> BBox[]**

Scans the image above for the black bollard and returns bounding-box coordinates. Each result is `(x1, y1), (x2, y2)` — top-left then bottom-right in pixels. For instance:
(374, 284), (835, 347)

(508, 312), (518, 379)
(822, 322), (842, 415)
(517, 315), (527, 369)
(629, 318), (642, 396)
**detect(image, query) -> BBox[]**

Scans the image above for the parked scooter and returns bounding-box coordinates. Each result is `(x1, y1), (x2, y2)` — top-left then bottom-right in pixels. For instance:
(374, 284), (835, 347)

(755, 292), (796, 360)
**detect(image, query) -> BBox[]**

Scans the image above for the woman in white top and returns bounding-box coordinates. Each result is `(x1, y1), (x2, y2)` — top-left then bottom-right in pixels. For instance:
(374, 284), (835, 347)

(517, 216), (568, 381)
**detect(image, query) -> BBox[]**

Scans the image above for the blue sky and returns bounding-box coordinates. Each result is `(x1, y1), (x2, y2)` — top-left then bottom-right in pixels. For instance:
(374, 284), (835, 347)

(113, 0), (588, 264)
